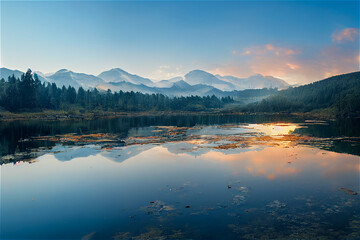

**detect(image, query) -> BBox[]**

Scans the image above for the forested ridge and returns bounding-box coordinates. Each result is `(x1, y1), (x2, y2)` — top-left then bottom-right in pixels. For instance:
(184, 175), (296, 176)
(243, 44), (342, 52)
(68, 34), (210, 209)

(1, 69), (359, 117)
(0, 69), (233, 113)
(243, 71), (360, 117)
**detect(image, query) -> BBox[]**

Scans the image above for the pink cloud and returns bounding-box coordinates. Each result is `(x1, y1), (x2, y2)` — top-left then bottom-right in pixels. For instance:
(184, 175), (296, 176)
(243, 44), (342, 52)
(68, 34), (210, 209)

(332, 28), (359, 43)
(240, 44), (300, 57)
(215, 29), (359, 84)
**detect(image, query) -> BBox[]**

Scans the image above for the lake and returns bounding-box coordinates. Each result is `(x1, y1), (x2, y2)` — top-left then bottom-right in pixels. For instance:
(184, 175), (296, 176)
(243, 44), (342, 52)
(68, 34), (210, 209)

(1, 115), (359, 239)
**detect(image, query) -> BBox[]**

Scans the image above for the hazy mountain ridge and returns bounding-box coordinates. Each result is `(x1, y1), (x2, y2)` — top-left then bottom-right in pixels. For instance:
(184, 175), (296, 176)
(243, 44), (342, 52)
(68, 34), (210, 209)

(217, 74), (289, 90)
(98, 68), (153, 86)
(185, 70), (235, 91)
(0, 68), (24, 80)
(0, 67), (289, 97)
(243, 71), (360, 117)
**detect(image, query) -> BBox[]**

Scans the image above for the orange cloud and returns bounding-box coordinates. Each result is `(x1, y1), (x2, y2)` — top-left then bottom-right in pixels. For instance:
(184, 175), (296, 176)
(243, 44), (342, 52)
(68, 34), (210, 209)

(214, 28), (359, 84)
(241, 44), (300, 57)
(332, 28), (359, 43)
(286, 63), (300, 70)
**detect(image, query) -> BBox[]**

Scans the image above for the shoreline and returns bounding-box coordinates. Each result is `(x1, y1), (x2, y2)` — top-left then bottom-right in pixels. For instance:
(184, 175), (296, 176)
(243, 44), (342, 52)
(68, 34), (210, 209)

(0, 110), (345, 122)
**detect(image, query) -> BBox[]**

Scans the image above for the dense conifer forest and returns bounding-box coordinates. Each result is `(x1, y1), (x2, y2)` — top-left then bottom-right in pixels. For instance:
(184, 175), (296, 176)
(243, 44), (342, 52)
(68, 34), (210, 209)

(242, 72), (360, 117)
(0, 69), (233, 113)
(1, 69), (359, 117)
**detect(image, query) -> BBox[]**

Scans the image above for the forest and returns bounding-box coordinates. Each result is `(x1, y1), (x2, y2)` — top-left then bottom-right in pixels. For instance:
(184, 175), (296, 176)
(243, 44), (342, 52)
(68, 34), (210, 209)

(242, 71), (360, 117)
(1, 69), (359, 117)
(0, 69), (233, 113)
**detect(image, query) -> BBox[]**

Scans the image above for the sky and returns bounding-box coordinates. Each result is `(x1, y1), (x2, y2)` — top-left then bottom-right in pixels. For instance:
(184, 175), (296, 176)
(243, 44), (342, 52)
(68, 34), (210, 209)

(1, 0), (359, 84)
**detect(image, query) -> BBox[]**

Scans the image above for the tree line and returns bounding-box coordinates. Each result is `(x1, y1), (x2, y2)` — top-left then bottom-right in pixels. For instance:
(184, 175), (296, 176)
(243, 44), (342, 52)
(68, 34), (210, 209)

(0, 69), (233, 113)
(242, 71), (360, 117)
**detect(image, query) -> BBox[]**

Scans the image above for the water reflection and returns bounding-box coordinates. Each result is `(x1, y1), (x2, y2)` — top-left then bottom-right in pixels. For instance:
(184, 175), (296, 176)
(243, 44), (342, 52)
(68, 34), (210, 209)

(1, 117), (360, 239)
(1, 115), (360, 157)
(249, 123), (301, 136)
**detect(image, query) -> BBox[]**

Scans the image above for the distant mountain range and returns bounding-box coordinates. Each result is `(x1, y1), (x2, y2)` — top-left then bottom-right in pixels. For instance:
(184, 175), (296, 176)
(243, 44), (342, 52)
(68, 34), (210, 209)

(0, 67), (290, 97)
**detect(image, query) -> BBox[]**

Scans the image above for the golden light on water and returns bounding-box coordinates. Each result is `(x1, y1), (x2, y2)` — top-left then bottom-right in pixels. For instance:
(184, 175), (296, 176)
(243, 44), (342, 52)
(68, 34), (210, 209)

(249, 123), (300, 136)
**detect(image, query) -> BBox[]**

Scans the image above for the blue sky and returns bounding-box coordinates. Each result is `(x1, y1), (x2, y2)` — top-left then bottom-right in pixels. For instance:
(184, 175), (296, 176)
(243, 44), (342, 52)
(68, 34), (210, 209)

(1, 1), (359, 83)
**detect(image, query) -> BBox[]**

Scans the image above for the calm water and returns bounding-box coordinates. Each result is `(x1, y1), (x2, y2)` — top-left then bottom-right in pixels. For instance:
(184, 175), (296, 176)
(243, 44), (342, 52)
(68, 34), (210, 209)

(1, 115), (359, 239)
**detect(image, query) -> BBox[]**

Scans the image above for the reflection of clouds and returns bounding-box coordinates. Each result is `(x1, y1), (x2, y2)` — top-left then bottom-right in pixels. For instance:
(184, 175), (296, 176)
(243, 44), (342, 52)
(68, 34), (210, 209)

(313, 151), (360, 178)
(49, 141), (359, 183)
(103, 144), (358, 182)
(200, 147), (359, 180)
(202, 148), (301, 180)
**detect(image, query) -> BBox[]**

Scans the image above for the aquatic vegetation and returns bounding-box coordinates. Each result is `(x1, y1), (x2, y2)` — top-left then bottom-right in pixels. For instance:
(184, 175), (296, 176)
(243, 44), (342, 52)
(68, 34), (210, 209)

(1, 119), (360, 239)
(113, 228), (185, 240)
(266, 200), (287, 209)
(339, 187), (358, 195)
(144, 200), (176, 216)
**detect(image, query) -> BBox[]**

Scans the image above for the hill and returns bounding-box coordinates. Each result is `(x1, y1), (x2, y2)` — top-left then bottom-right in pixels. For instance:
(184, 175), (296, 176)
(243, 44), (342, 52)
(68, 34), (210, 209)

(243, 71), (360, 117)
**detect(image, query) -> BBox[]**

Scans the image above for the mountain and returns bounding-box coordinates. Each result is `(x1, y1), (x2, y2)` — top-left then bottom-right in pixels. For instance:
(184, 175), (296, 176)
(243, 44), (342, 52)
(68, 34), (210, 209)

(184, 70), (235, 91)
(153, 71), (289, 92)
(243, 71), (360, 116)
(161, 81), (225, 97)
(33, 71), (51, 83)
(0, 67), (24, 80)
(97, 80), (233, 97)
(98, 68), (153, 86)
(217, 74), (289, 90)
(153, 77), (184, 88)
(0, 67), (290, 98)
(47, 69), (105, 89)
(97, 81), (159, 94)
(171, 80), (191, 89)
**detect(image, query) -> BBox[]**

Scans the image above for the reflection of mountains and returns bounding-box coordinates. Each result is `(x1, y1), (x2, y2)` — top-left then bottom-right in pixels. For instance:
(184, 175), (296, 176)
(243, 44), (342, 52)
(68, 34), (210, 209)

(53, 142), (259, 163)
(51, 145), (101, 161)
(163, 142), (258, 157)
(101, 145), (156, 162)
(52, 144), (156, 163)
(50, 142), (359, 182)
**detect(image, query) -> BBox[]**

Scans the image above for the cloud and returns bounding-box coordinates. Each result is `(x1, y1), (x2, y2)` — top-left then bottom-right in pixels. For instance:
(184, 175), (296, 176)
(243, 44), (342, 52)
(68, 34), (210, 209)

(332, 28), (359, 43)
(239, 44), (300, 57)
(213, 28), (359, 84)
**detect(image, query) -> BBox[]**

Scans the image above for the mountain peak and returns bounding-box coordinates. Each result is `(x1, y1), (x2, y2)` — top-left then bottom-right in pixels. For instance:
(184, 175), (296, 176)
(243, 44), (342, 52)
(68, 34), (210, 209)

(109, 68), (127, 73)
(251, 73), (264, 77)
(172, 80), (191, 89)
(98, 68), (153, 86)
(185, 69), (235, 91)
(56, 69), (70, 73)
